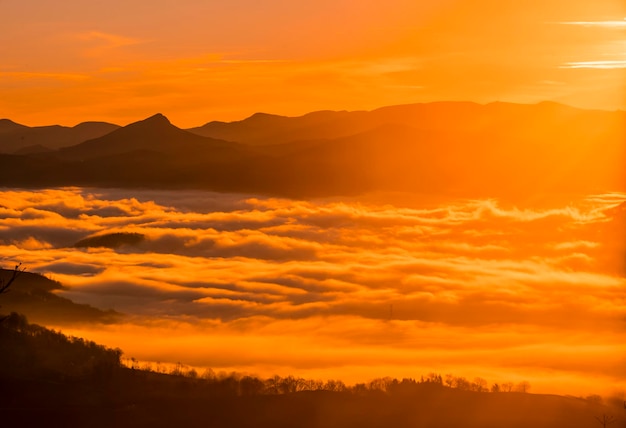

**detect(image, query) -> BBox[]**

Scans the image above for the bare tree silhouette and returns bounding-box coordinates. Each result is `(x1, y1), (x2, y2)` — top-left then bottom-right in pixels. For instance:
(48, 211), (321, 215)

(0, 263), (24, 322)
(0, 264), (23, 295)
(594, 413), (616, 427)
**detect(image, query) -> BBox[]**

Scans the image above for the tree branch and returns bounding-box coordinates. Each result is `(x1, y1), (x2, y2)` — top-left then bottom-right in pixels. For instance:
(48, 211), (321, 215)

(0, 263), (24, 295)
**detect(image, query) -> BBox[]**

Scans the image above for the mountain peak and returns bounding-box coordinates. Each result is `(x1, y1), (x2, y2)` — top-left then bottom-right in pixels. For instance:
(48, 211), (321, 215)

(141, 113), (171, 125)
(73, 121), (119, 129)
(248, 112), (284, 121)
(119, 113), (174, 132)
(0, 118), (22, 125)
(0, 118), (28, 132)
(56, 110), (229, 162)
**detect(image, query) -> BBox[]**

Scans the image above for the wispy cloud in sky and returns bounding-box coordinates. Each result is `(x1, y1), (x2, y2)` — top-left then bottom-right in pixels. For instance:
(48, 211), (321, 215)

(560, 20), (626, 29)
(561, 60), (626, 69)
(77, 31), (144, 48)
(556, 19), (626, 71)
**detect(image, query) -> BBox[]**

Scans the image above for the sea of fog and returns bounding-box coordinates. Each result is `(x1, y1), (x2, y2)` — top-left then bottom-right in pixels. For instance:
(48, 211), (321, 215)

(1, 187), (624, 396)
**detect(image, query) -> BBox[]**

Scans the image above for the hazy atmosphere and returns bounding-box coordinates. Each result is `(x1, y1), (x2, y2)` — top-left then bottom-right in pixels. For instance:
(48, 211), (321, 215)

(1, 0), (625, 426)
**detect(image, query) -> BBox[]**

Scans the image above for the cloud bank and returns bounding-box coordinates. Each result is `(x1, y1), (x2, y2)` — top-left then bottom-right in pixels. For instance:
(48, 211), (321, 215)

(1, 187), (624, 395)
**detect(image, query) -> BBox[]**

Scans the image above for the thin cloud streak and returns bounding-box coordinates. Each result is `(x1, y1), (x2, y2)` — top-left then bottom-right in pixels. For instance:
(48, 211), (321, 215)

(559, 20), (626, 29)
(561, 60), (626, 69)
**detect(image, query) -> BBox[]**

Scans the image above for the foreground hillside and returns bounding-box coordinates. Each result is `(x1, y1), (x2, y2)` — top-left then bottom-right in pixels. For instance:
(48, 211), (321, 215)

(1, 312), (622, 428)
(0, 269), (119, 326)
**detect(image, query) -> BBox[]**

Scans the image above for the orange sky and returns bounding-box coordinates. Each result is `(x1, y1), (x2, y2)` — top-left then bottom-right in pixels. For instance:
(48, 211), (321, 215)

(1, 0), (624, 127)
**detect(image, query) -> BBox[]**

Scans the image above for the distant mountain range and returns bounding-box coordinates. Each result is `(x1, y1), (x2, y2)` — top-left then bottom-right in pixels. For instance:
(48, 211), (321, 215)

(0, 119), (120, 154)
(0, 101), (623, 199)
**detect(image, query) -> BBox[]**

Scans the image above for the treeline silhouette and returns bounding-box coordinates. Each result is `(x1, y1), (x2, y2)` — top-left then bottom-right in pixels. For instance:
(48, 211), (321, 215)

(0, 312), (121, 380)
(1, 310), (530, 397)
(126, 360), (532, 397)
(2, 312), (622, 428)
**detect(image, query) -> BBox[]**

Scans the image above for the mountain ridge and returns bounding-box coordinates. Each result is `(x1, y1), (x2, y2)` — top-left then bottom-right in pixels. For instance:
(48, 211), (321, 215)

(57, 112), (242, 162)
(0, 119), (120, 154)
(186, 100), (625, 146)
(0, 101), (623, 199)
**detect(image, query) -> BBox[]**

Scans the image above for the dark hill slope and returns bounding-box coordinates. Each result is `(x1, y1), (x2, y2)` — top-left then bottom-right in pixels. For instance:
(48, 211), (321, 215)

(57, 113), (243, 162)
(0, 118), (29, 133)
(0, 313), (620, 428)
(1, 370), (619, 428)
(0, 269), (119, 325)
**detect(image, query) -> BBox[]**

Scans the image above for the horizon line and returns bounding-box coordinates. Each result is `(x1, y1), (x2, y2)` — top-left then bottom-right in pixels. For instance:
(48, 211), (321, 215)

(2, 99), (623, 129)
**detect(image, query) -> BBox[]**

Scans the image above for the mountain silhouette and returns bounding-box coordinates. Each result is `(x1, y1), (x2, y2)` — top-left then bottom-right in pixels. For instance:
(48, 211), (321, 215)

(189, 109), (373, 145)
(187, 101), (619, 147)
(248, 102), (625, 197)
(0, 118), (29, 134)
(58, 113), (242, 162)
(0, 102), (623, 199)
(0, 119), (119, 154)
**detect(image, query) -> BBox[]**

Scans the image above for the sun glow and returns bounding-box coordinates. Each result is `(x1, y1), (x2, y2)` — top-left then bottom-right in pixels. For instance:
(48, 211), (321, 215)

(0, 1), (624, 126)
(2, 1), (626, 418)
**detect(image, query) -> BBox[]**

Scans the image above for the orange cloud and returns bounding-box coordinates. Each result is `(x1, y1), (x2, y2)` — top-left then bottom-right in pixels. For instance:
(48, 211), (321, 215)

(1, 188), (624, 395)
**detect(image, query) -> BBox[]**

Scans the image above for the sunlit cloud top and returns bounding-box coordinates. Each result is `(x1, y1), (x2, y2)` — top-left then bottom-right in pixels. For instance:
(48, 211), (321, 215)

(1, 188), (624, 394)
